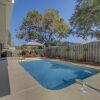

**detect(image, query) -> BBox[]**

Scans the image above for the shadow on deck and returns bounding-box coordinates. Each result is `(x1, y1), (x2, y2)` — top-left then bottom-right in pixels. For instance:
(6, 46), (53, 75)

(0, 58), (11, 97)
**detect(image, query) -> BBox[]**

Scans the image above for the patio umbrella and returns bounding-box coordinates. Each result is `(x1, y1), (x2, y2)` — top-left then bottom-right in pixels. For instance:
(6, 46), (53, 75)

(22, 40), (45, 57)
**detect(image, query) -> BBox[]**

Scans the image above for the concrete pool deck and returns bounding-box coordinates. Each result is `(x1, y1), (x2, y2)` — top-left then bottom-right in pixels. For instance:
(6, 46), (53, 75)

(0, 57), (100, 100)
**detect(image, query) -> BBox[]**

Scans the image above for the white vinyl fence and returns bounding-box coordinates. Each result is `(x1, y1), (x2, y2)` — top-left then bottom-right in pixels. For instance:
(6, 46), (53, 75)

(44, 41), (100, 63)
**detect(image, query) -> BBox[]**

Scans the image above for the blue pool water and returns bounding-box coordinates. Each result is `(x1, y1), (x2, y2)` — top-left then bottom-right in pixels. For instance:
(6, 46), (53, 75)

(19, 60), (100, 90)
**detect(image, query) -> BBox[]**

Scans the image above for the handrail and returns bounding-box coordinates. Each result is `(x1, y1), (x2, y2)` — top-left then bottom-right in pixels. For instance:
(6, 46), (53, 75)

(75, 79), (100, 92)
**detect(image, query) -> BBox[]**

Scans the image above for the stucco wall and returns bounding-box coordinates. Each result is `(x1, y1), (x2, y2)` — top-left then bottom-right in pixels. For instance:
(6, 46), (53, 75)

(0, 0), (13, 47)
(0, 2), (6, 44)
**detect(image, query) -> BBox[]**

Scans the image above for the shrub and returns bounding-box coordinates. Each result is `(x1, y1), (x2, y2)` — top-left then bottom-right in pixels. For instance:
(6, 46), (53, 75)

(16, 49), (26, 56)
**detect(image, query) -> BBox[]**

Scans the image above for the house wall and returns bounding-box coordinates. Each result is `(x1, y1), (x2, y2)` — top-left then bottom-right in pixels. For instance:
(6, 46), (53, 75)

(0, 0), (13, 58)
(0, 0), (13, 47)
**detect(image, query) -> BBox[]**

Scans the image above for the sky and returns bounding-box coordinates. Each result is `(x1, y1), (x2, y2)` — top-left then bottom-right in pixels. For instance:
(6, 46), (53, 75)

(10, 0), (97, 46)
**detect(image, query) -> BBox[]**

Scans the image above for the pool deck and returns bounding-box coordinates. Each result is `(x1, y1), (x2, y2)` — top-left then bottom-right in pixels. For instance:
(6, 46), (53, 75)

(0, 57), (100, 100)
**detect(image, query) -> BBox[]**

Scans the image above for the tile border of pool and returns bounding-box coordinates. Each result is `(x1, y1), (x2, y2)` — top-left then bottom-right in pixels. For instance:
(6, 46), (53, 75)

(17, 57), (100, 91)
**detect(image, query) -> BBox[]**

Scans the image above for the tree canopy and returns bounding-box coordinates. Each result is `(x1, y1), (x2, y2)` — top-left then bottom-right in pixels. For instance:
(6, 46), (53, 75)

(16, 11), (42, 41)
(17, 9), (70, 46)
(70, 0), (100, 39)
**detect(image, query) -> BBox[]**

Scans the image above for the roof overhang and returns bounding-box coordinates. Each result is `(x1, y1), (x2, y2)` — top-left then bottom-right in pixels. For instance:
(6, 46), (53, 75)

(12, 0), (14, 3)
(7, 0), (14, 3)
(0, 0), (14, 4)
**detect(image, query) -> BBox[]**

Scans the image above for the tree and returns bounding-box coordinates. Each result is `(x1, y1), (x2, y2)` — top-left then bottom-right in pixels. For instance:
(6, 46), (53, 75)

(42, 9), (70, 46)
(17, 9), (70, 46)
(70, 0), (100, 39)
(16, 11), (42, 41)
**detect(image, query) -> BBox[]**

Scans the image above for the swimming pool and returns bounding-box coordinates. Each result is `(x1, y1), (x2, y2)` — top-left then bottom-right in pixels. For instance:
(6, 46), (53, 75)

(19, 60), (100, 90)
